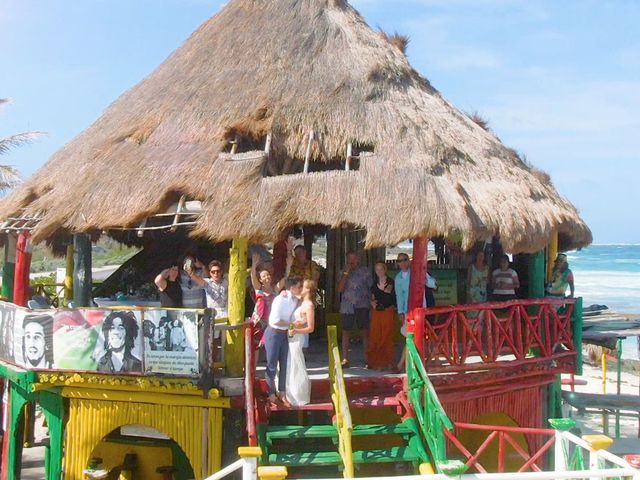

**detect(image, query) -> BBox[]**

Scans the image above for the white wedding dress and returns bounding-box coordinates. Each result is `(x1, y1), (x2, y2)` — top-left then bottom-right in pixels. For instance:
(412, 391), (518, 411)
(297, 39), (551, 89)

(286, 306), (311, 406)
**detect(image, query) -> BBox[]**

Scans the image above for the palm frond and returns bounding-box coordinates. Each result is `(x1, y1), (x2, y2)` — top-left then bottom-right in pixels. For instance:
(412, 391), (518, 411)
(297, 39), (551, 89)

(0, 165), (21, 192)
(0, 131), (45, 156)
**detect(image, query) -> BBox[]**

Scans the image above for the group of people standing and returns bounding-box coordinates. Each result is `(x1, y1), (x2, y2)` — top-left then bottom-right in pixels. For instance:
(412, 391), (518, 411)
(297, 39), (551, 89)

(153, 244), (575, 410)
(338, 251), (437, 373)
(467, 250), (574, 304)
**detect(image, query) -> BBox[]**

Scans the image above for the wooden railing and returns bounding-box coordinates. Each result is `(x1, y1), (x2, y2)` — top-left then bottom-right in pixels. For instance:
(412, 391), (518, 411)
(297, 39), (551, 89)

(445, 422), (556, 473)
(406, 334), (466, 475)
(327, 326), (354, 478)
(244, 323), (258, 447)
(411, 298), (578, 373)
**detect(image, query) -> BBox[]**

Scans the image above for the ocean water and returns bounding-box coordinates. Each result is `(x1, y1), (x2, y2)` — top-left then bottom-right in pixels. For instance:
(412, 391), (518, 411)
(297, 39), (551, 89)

(569, 244), (640, 360)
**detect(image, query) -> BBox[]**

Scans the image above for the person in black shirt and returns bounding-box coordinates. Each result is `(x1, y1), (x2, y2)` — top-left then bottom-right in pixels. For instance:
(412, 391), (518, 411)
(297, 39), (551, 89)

(367, 261), (397, 371)
(155, 265), (183, 308)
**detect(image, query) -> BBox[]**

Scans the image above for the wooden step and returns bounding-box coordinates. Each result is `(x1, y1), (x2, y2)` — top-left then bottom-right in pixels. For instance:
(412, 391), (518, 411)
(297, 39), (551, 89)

(268, 451), (342, 467)
(268, 446), (420, 467)
(267, 394), (400, 412)
(353, 447), (420, 464)
(352, 424), (413, 436)
(267, 425), (337, 440)
(266, 423), (413, 442)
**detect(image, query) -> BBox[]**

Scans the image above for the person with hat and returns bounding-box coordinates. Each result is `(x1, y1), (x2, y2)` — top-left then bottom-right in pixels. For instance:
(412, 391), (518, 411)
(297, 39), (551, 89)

(546, 253), (574, 298)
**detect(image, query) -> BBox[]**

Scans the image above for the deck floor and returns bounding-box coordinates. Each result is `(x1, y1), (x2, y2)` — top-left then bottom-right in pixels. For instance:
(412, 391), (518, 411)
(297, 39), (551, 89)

(255, 334), (405, 380)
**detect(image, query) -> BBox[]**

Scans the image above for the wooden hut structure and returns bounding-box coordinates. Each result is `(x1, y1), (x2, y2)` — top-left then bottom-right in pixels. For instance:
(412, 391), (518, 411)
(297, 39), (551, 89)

(0, 0), (600, 479)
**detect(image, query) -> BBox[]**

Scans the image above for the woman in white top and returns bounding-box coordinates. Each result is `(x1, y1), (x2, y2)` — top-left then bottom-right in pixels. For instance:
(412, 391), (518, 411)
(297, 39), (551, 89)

(286, 279), (316, 406)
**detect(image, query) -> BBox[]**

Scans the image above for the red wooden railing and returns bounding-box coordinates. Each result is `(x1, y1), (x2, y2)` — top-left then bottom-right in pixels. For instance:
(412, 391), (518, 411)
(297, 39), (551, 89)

(410, 298), (576, 373)
(445, 422), (556, 473)
(244, 323), (258, 446)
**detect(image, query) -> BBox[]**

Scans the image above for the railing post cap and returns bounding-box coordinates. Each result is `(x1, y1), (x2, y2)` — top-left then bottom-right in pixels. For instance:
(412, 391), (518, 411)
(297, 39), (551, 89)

(258, 466), (288, 480)
(238, 446), (262, 458)
(549, 418), (576, 431)
(581, 434), (614, 451)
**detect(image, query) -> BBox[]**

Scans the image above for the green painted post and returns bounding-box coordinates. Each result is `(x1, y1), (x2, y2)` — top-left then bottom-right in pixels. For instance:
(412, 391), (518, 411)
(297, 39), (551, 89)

(73, 233), (92, 307)
(39, 390), (65, 480)
(5, 383), (30, 480)
(528, 250), (546, 299)
(528, 251), (546, 357)
(547, 375), (564, 423)
(615, 337), (623, 439)
(572, 297), (583, 375)
(2, 233), (17, 301)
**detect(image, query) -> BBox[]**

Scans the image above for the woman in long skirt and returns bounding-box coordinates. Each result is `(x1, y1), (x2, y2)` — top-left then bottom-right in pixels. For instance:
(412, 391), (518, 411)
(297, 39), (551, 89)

(367, 262), (397, 371)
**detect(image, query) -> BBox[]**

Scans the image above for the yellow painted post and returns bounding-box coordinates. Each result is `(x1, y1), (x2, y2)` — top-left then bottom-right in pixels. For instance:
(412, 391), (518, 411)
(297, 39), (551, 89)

(64, 243), (74, 305)
(601, 352), (608, 434)
(258, 466), (288, 480)
(226, 237), (248, 377)
(547, 231), (559, 282)
(239, 447), (261, 480)
(582, 434), (614, 474)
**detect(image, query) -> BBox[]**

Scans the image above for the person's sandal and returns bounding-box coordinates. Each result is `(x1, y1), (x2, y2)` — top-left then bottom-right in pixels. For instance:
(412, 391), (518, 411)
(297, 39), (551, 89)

(279, 396), (292, 409)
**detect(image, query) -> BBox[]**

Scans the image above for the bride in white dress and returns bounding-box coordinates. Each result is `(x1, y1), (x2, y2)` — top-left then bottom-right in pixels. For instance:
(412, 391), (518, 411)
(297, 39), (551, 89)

(286, 280), (316, 406)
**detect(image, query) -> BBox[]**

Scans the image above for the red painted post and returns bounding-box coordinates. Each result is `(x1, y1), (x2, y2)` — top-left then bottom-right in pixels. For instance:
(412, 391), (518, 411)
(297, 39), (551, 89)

(12, 231), (32, 307)
(272, 234), (288, 283)
(408, 237), (428, 357)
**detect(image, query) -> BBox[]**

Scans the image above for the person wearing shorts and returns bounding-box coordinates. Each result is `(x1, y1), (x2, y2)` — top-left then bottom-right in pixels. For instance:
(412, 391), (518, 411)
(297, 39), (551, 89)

(337, 251), (372, 367)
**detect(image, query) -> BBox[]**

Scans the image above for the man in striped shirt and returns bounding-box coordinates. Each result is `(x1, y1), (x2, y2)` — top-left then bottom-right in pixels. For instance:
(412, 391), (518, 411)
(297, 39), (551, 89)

(491, 254), (520, 301)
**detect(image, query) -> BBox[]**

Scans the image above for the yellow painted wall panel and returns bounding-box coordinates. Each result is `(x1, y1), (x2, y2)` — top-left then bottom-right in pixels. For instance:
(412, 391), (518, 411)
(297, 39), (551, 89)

(63, 398), (224, 480)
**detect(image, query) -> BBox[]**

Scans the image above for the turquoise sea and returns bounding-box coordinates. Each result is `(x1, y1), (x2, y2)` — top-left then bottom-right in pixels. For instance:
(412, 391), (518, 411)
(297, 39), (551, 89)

(569, 244), (640, 360)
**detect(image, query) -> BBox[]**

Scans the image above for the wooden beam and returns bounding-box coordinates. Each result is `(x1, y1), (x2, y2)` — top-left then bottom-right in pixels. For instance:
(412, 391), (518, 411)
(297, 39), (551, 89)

(303, 129), (314, 174)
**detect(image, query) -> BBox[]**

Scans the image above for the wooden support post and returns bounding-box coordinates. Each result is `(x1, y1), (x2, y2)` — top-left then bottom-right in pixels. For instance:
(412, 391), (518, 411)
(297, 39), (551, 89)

(2, 233), (17, 301)
(408, 237), (428, 357)
(39, 390), (65, 480)
(1, 383), (29, 480)
(573, 297), (583, 375)
(601, 351), (608, 434)
(64, 243), (74, 306)
(13, 231), (32, 307)
(547, 232), (558, 282)
(225, 238), (248, 377)
(528, 250), (546, 299)
(272, 233), (289, 284)
(73, 233), (92, 307)
(615, 337), (622, 439)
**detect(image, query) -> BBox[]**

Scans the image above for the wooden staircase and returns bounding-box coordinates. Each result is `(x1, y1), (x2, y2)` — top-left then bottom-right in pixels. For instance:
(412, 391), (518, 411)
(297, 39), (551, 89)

(251, 327), (430, 477)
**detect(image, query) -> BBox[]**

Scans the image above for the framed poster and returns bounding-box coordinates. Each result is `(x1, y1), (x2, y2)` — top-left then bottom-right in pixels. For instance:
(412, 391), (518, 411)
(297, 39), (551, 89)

(143, 310), (199, 375)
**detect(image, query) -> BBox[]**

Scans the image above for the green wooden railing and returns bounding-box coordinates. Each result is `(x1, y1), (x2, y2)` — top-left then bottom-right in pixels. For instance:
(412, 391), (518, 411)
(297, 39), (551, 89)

(406, 334), (466, 475)
(327, 326), (354, 478)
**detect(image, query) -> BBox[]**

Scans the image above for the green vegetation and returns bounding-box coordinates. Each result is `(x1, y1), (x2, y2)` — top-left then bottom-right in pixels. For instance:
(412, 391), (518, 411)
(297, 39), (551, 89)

(30, 238), (139, 273)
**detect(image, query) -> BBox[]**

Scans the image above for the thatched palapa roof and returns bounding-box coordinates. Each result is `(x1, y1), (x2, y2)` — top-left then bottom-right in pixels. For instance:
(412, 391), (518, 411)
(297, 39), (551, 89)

(0, 0), (592, 252)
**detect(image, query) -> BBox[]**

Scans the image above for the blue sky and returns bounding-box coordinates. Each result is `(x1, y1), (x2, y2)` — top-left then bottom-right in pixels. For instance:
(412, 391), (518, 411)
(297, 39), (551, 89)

(1, 0), (638, 244)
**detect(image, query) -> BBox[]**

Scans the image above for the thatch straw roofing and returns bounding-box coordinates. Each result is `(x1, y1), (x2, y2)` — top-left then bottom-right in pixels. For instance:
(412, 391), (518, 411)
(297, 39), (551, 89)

(0, 0), (591, 253)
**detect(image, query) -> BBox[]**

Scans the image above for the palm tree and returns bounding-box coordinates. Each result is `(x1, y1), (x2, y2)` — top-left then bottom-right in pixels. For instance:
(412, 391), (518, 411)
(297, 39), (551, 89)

(0, 98), (44, 192)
